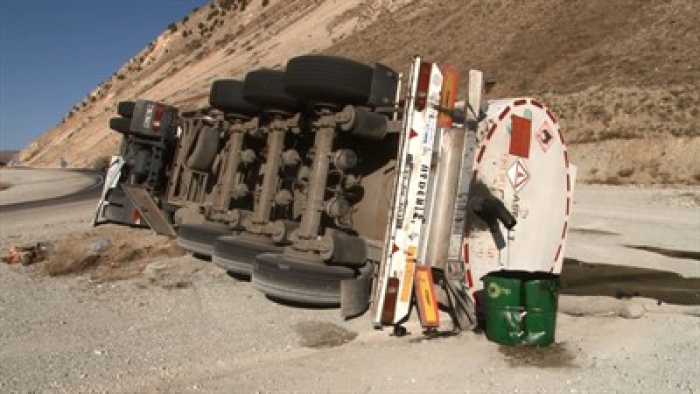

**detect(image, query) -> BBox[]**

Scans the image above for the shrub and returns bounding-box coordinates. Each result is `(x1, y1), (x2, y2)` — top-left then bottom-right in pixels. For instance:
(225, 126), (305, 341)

(207, 10), (220, 20)
(168, 22), (177, 32)
(219, 0), (236, 10)
(602, 176), (623, 185)
(617, 168), (635, 178)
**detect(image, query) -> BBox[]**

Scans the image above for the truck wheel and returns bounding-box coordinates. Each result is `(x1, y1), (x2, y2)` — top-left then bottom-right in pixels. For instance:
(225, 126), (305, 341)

(186, 126), (219, 171)
(177, 222), (231, 258)
(252, 253), (356, 306)
(284, 55), (373, 106)
(244, 69), (303, 113)
(209, 79), (261, 117)
(109, 117), (131, 134)
(212, 235), (283, 276)
(117, 101), (136, 118)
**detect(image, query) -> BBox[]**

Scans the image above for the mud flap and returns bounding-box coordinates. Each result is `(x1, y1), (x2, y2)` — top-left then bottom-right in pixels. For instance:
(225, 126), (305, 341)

(341, 263), (374, 319)
(121, 185), (177, 237)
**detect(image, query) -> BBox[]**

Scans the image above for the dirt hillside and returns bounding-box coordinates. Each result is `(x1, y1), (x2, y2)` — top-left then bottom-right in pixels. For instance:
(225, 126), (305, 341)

(19, 0), (699, 185)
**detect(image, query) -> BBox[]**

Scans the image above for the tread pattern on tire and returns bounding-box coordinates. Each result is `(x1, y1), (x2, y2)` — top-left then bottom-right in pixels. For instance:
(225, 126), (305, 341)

(212, 235), (283, 275)
(284, 55), (374, 106)
(252, 252), (356, 306)
(209, 79), (261, 117)
(177, 223), (231, 256)
(244, 69), (302, 112)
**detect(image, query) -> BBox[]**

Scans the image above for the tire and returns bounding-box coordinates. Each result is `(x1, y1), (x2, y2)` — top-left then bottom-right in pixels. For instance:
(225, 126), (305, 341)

(284, 55), (373, 106)
(209, 79), (261, 117)
(177, 222), (231, 257)
(252, 253), (356, 306)
(244, 69), (303, 113)
(212, 235), (283, 276)
(117, 101), (136, 118)
(110, 117), (132, 134)
(186, 126), (219, 171)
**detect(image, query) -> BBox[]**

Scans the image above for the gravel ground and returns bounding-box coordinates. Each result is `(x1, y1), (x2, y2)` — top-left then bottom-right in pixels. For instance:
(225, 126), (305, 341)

(0, 179), (698, 392)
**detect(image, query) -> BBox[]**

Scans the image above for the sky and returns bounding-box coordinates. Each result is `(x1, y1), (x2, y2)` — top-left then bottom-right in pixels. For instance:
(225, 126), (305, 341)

(0, 0), (209, 151)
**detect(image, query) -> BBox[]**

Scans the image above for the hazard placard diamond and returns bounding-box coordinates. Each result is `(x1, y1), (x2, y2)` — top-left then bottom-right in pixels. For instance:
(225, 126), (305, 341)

(507, 159), (531, 192)
(536, 121), (555, 152)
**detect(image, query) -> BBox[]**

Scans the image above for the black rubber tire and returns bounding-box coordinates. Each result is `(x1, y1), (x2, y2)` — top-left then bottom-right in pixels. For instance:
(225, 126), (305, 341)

(117, 101), (136, 118)
(209, 79), (261, 117)
(212, 235), (283, 276)
(244, 69), (303, 113)
(284, 55), (373, 106)
(252, 253), (356, 306)
(177, 223), (231, 257)
(110, 117), (132, 134)
(186, 126), (219, 171)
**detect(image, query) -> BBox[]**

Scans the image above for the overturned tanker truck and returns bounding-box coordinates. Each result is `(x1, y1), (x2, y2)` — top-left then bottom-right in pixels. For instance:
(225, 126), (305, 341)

(95, 55), (575, 343)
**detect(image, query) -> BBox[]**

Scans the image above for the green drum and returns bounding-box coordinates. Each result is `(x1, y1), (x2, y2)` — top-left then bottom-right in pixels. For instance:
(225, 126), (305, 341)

(523, 276), (559, 346)
(482, 272), (559, 346)
(483, 273), (525, 345)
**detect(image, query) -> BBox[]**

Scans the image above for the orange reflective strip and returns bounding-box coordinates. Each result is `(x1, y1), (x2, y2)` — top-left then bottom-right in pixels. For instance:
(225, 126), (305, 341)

(414, 266), (439, 328)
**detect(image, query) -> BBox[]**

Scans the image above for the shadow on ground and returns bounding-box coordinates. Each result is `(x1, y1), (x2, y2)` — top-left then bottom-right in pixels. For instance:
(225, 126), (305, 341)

(560, 258), (700, 305)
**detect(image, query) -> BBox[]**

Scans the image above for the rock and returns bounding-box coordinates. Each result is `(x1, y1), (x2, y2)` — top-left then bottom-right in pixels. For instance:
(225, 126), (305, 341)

(90, 239), (111, 254)
(620, 304), (645, 319)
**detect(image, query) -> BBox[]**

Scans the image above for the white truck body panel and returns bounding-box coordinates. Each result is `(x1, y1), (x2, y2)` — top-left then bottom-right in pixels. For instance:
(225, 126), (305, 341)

(373, 59), (444, 325)
(465, 98), (575, 294)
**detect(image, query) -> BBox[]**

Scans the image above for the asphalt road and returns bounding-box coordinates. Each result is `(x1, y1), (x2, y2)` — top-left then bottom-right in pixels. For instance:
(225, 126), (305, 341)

(0, 169), (102, 213)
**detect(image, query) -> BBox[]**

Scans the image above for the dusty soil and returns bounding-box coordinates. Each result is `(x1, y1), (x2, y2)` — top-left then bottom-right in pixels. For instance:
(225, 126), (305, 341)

(0, 184), (698, 392)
